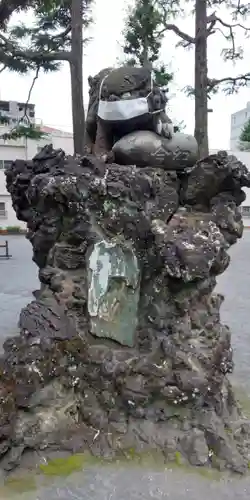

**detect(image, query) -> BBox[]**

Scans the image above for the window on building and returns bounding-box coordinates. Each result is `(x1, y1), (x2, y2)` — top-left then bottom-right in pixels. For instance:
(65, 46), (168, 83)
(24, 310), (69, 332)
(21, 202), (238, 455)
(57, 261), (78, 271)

(0, 101), (9, 112)
(4, 160), (13, 170)
(241, 206), (250, 216)
(0, 160), (13, 170)
(29, 111), (35, 118)
(0, 201), (6, 217)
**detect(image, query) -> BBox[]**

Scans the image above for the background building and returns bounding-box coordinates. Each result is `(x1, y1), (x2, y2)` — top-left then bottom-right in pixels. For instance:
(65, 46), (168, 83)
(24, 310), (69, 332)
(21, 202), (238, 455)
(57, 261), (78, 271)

(230, 102), (250, 150)
(0, 100), (73, 229)
(0, 99), (35, 126)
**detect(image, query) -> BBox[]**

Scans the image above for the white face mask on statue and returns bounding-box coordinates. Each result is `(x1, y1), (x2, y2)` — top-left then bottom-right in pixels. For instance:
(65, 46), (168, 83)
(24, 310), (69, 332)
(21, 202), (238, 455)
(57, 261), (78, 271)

(97, 71), (162, 122)
(98, 96), (151, 121)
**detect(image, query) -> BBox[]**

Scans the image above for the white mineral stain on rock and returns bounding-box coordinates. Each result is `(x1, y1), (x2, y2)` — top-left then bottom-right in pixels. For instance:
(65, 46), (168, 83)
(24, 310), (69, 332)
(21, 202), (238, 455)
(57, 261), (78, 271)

(182, 241), (196, 250)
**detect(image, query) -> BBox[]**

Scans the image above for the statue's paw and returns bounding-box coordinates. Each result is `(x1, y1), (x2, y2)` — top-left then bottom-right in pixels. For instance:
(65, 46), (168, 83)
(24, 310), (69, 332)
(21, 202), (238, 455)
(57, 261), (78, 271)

(103, 151), (115, 164)
(162, 130), (172, 140)
(162, 123), (174, 140)
(101, 154), (108, 163)
(96, 151), (115, 164)
(84, 145), (92, 155)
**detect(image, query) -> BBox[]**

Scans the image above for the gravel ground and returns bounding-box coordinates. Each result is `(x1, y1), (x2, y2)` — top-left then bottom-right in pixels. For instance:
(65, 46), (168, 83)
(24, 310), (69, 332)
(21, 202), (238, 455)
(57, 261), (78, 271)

(1, 233), (250, 499)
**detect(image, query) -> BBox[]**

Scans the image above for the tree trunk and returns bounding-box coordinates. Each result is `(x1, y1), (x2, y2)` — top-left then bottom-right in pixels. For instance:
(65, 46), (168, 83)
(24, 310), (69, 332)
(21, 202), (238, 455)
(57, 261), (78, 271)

(142, 39), (149, 67)
(194, 0), (209, 159)
(70, 0), (85, 155)
(142, 0), (150, 69)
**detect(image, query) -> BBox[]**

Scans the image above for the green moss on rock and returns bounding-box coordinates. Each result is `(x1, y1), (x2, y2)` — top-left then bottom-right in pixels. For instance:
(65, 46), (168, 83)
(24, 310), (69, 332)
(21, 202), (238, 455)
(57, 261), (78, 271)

(2, 475), (37, 496)
(39, 453), (90, 476)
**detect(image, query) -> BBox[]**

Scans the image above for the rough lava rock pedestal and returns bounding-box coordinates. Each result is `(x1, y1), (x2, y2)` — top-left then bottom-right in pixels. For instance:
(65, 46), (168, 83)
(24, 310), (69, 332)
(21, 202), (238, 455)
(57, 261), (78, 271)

(2, 146), (250, 474)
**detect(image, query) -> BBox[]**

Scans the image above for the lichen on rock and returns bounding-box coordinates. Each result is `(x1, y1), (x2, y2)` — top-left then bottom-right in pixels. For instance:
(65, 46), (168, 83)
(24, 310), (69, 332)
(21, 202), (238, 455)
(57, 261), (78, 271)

(2, 144), (250, 476)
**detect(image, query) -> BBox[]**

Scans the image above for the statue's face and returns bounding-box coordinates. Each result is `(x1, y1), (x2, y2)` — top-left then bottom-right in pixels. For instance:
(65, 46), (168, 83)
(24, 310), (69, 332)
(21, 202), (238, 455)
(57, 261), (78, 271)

(86, 68), (168, 127)
(87, 68), (113, 117)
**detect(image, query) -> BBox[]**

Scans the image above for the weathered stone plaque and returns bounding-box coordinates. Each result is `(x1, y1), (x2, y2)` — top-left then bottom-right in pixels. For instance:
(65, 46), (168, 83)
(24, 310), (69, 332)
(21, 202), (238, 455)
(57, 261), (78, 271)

(87, 240), (140, 347)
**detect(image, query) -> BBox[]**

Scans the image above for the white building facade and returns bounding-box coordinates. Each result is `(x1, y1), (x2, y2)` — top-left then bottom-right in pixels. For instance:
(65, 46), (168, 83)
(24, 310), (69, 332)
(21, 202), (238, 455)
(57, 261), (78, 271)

(0, 99), (36, 127)
(230, 102), (250, 150)
(0, 100), (73, 229)
(0, 128), (74, 228)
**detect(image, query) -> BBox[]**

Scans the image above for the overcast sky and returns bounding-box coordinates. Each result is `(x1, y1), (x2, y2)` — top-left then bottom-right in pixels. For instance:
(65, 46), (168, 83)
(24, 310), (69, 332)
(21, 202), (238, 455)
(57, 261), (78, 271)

(1, 0), (250, 150)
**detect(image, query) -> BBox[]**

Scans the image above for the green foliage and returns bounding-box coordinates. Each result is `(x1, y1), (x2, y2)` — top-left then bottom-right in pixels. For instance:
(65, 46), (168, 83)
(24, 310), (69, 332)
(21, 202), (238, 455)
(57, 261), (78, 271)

(154, 64), (173, 89)
(239, 119), (250, 151)
(122, 0), (173, 89)
(0, 0), (35, 28)
(123, 0), (164, 65)
(0, 112), (9, 125)
(6, 226), (22, 232)
(0, 1), (92, 75)
(239, 119), (250, 143)
(1, 123), (48, 141)
(0, 111), (48, 141)
(174, 120), (186, 132)
(0, 0), (93, 145)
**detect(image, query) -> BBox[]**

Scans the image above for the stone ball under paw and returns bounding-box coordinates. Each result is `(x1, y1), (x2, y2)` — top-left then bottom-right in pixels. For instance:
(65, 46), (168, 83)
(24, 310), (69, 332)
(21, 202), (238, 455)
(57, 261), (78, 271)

(112, 130), (198, 170)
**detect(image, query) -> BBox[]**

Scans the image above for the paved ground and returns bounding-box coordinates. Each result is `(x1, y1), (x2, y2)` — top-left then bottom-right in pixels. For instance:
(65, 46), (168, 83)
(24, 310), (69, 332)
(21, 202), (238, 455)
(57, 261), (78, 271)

(1, 233), (250, 499)
(216, 232), (250, 392)
(11, 466), (250, 500)
(0, 235), (38, 348)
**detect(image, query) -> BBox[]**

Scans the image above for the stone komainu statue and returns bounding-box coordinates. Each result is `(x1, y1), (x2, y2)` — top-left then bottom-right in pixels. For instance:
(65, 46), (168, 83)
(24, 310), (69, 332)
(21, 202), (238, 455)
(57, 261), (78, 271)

(85, 66), (174, 156)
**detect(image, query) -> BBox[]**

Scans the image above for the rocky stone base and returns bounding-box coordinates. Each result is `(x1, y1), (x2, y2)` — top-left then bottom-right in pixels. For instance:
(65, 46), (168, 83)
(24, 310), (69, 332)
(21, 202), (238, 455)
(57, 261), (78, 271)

(2, 147), (250, 474)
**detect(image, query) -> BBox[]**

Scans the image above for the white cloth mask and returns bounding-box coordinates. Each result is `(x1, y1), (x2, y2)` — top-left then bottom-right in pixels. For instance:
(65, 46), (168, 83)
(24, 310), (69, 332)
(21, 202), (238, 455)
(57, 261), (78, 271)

(98, 96), (150, 122)
(97, 70), (161, 122)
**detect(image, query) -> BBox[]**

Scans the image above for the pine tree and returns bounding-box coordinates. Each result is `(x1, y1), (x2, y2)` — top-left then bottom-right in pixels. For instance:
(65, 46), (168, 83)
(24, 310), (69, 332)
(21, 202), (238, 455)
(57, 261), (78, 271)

(239, 119), (250, 151)
(122, 0), (173, 92)
(0, 0), (93, 154)
(0, 0), (33, 27)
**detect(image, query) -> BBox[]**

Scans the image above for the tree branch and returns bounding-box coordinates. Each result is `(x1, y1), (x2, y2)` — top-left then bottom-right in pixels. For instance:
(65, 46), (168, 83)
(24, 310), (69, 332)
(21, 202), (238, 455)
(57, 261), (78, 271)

(207, 12), (250, 32)
(23, 66), (40, 122)
(208, 73), (250, 93)
(0, 32), (71, 62)
(159, 22), (195, 43)
(50, 24), (71, 43)
(206, 19), (217, 35)
(205, 11), (249, 60)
